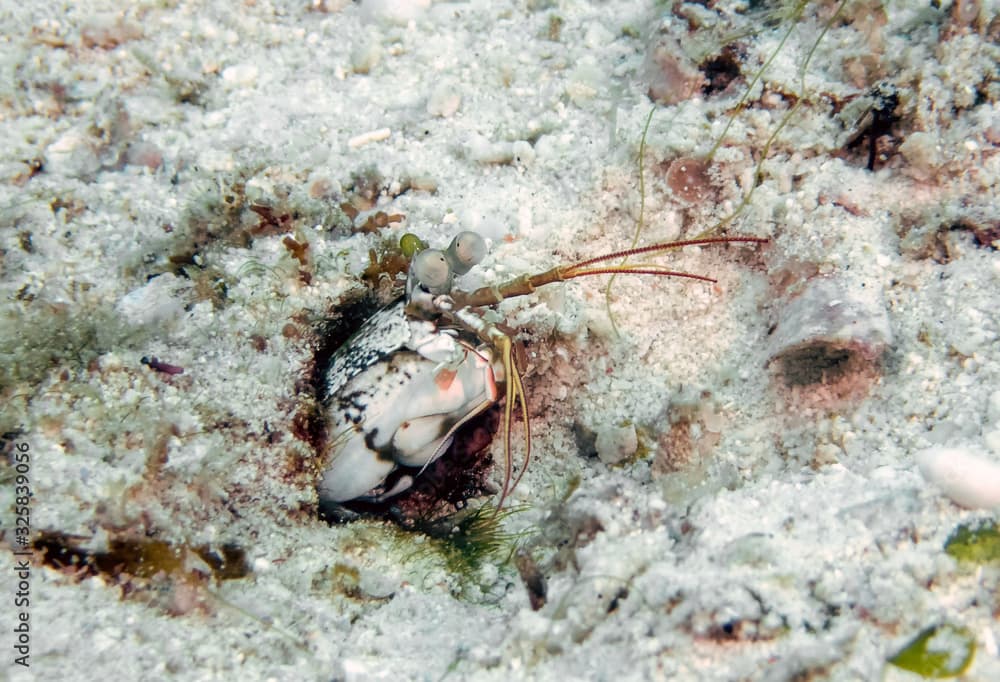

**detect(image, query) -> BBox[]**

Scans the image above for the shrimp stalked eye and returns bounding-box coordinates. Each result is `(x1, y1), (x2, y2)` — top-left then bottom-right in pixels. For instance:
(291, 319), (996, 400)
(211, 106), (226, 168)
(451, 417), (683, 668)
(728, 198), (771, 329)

(445, 231), (487, 275)
(410, 249), (452, 294)
(316, 231), (767, 520)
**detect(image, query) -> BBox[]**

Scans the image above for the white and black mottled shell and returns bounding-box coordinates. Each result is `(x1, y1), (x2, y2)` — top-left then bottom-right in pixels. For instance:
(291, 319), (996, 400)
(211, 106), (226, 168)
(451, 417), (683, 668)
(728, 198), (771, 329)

(322, 299), (414, 401)
(317, 299), (499, 505)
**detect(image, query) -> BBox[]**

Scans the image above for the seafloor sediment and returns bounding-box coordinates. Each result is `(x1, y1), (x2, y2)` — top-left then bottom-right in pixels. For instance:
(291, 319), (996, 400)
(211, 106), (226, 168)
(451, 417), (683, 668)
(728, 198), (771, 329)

(1, 1), (999, 680)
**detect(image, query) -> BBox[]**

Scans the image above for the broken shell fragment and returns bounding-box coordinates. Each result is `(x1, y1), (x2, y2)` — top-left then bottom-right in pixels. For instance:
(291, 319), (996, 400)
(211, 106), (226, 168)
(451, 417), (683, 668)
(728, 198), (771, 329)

(916, 446), (1000, 509)
(766, 276), (893, 390)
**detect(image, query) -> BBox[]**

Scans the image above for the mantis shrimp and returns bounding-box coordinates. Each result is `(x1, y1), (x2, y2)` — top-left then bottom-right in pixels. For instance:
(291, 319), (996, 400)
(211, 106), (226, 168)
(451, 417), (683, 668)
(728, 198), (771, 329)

(316, 231), (767, 517)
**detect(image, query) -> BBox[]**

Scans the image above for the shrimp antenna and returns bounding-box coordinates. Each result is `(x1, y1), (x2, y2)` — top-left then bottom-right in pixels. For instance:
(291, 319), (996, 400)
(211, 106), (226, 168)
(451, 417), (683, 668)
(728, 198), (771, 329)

(448, 234), (768, 512)
(450, 236), (768, 310)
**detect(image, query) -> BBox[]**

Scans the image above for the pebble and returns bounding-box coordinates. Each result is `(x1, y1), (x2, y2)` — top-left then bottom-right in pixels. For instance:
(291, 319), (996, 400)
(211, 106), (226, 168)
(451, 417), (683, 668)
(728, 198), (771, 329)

(426, 82), (461, 117)
(125, 141), (163, 170)
(222, 63), (259, 86)
(595, 423), (638, 465)
(351, 42), (382, 74)
(360, 0), (429, 24)
(467, 135), (513, 164)
(899, 131), (942, 182)
(45, 129), (100, 178)
(117, 273), (186, 327)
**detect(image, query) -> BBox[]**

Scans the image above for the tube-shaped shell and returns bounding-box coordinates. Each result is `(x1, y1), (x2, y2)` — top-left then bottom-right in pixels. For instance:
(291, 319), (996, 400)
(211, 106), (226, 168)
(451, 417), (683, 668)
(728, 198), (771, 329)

(766, 276), (893, 386)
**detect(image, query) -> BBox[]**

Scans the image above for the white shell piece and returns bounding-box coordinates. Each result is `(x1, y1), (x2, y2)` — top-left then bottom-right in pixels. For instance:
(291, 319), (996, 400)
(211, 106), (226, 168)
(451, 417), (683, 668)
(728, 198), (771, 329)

(916, 446), (1000, 509)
